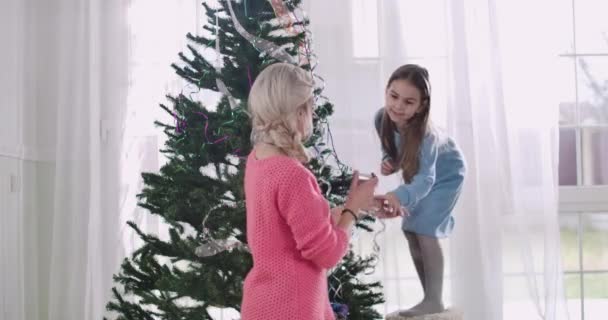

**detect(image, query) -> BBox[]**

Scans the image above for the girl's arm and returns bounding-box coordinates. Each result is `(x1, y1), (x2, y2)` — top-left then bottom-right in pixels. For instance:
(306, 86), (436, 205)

(392, 134), (438, 210)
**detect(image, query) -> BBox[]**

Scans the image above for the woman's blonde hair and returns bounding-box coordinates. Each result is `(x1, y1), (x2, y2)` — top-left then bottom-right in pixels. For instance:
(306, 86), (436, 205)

(248, 63), (314, 163)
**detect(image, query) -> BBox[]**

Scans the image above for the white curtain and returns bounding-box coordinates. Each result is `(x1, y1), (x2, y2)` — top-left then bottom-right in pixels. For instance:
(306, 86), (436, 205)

(0, 0), (200, 319)
(303, 0), (568, 319)
(0, 0), (130, 319)
(1, 0), (569, 319)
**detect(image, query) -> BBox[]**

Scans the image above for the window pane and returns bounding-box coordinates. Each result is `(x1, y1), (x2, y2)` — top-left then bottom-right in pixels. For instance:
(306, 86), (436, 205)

(581, 127), (608, 185)
(583, 273), (608, 319)
(577, 57), (608, 126)
(560, 214), (581, 272)
(565, 273), (583, 299)
(559, 57), (577, 125)
(581, 213), (608, 271)
(574, 0), (608, 53)
(583, 273), (608, 298)
(559, 128), (578, 186)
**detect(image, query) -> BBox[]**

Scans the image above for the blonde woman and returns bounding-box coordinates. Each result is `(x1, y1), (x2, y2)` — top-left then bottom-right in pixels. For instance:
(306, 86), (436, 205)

(241, 63), (399, 319)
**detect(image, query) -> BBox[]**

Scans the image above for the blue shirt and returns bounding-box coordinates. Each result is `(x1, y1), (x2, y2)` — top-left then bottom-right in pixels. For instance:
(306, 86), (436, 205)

(374, 108), (466, 211)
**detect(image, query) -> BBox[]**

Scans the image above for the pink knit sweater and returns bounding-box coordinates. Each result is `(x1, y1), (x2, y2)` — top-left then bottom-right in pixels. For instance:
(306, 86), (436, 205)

(240, 151), (350, 320)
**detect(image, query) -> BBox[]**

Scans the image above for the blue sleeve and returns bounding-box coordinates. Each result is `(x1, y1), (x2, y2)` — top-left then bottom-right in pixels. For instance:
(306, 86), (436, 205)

(374, 108), (391, 161)
(392, 134), (438, 209)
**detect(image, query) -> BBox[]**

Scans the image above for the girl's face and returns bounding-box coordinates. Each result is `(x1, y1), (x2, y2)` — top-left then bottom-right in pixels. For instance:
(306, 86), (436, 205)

(384, 79), (423, 127)
(297, 97), (314, 140)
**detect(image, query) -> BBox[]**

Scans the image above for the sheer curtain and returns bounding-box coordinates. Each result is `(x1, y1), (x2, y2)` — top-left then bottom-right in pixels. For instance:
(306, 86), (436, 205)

(0, 0), (200, 319)
(1, 0), (130, 319)
(303, 0), (568, 319)
(1, 0), (568, 319)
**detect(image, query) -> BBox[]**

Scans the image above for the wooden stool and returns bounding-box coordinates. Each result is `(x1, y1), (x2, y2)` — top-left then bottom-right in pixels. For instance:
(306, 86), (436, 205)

(385, 308), (463, 320)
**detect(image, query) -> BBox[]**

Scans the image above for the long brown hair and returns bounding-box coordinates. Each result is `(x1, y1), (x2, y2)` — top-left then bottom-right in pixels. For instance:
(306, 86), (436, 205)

(380, 64), (431, 183)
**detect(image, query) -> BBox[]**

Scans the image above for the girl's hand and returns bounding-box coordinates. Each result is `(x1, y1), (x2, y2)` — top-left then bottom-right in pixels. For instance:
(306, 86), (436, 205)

(381, 159), (397, 176)
(373, 193), (407, 218)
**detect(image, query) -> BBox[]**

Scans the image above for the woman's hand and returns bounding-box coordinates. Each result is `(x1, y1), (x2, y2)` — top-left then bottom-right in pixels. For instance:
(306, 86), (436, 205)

(330, 206), (344, 225)
(344, 171), (378, 216)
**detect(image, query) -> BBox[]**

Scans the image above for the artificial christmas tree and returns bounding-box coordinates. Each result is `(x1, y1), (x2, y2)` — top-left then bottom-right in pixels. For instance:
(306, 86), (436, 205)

(106, 1), (384, 319)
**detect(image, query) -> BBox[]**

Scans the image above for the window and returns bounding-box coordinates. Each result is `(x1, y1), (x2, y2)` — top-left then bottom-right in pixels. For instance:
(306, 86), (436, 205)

(558, 0), (608, 318)
(558, 0), (608, 187)
(349, 0), (608, 318)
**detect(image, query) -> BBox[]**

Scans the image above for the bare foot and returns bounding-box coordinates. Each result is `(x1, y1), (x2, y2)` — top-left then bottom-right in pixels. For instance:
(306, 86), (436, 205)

(398, 300), (445, 317)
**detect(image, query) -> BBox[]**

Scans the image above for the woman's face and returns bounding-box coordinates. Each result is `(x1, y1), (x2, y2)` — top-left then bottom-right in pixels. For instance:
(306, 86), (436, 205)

(297, 97), (314, 140)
